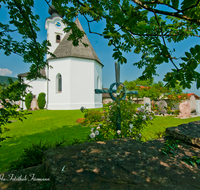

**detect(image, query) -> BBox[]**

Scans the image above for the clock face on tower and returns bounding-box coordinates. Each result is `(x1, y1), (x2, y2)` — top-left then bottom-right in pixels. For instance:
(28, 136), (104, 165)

(55, 21), (61, 28)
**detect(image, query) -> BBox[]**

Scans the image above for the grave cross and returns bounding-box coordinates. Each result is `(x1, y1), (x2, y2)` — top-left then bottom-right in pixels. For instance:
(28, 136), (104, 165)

(95, 62), (138, 131)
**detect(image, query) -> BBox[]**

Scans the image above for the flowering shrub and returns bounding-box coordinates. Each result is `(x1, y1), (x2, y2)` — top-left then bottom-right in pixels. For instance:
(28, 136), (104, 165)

(86, 100), (155, 142)
(80, 107), (104, 125)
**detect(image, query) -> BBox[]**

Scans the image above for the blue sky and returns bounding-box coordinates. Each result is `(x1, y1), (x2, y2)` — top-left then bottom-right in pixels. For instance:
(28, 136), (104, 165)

(0, 1), (200, 96)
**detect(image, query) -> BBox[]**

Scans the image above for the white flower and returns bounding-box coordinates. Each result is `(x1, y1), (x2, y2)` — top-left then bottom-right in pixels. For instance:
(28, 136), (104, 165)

(117, 130), (121, 135)
(129, 129), (132, 133)
(151, 111), (155, 114)
(149, 116), (153, 120)
(146, 110), (149, 114)
(97, 126), (100, 130)
(91, 128), (94, 132)
(90, 133), (95, 138)
(95, 130), (99, 135)
(140, 106), (145, 110)
(142, 115), (146, 120)
(129, 124), (133, 129)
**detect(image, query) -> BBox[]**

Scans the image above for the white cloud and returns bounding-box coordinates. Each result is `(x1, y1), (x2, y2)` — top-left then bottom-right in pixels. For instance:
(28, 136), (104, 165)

(0, 68), (12, 76)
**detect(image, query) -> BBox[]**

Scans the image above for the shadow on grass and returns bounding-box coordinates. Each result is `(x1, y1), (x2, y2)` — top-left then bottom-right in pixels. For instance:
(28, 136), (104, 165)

(0, 124), (91, 173)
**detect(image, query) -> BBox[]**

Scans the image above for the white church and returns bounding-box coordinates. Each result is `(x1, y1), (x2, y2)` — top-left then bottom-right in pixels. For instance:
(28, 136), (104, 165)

(18, 6), (103, 110)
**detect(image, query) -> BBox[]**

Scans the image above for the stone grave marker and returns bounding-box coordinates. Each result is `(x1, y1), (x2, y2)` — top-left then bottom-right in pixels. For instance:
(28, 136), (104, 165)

(178, 101), (191, 118)
(156, 100), (167, 114)
(196, 100), (200, 115)
(144, 97), (151, 111)
(190, 95), (196, 111)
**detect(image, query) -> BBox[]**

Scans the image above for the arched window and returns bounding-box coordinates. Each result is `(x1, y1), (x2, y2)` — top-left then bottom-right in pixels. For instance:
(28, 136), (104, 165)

(56, 35), (61, 43)
(97, 76), (100, 89)
(56, 73), (62, 92)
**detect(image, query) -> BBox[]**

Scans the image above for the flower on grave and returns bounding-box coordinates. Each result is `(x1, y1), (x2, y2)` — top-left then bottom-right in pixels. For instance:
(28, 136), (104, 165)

(145, 103), (149, 107)
(90, 133), (95, 138)
(95, 130), (99, 135)
(142, 115), (146, 120)
(91, 128), (94, 132)
(117, 130), (121, 135)
(129, 124), (133, 129)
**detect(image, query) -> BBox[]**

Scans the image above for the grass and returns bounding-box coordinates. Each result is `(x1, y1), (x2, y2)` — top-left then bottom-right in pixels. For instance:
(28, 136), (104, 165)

(0, 108), (200, 173)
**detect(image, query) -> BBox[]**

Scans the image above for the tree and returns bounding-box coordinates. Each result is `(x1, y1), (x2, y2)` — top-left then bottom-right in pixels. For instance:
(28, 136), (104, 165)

(1, 0), (200, 87)
(25, 92), (33, 110)
(0, 78), (31, 146)
(37, 92), (46, 109)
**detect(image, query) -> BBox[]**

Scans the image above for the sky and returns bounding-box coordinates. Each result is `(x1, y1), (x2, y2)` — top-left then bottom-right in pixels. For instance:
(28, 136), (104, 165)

(0, 1), (200, 96)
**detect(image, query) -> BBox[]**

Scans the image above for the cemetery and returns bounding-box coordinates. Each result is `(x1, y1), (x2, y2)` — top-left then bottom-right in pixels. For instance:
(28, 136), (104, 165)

(1, 63), (200, 190)
(1, 1), (200, 189)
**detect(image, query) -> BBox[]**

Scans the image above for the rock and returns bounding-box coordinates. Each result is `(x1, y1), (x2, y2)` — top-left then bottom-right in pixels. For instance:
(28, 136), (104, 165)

(156, 100), (167, 114)
(1, 121), (200, 190)
(166, 121), (200, 147)
(178, 101), (191, 118)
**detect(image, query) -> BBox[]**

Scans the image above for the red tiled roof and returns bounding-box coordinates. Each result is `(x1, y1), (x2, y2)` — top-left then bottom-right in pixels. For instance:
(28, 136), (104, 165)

(168, 93), (200, 99)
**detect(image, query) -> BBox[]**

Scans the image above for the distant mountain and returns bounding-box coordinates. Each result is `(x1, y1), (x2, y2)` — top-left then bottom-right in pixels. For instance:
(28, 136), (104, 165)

(0, 76), (18, 86)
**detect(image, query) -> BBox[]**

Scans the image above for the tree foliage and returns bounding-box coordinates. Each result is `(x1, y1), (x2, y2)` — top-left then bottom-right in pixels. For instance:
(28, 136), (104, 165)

(37, 92), (46, 109)
(1, 0), (200, 88)
(0, 78), (31, 146)
(25, 92), (33, 110)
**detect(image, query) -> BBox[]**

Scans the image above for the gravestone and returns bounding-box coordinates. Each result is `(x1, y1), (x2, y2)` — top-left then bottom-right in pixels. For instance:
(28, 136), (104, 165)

(143, 97), (151, 111)
(195, 100), (200, 115)
(156, 100), (167, 114)
(95, 62), (138, 130)
(189, 95), (196, 111)
(178, 101), (191, 118)
(31, 98), (38, 110)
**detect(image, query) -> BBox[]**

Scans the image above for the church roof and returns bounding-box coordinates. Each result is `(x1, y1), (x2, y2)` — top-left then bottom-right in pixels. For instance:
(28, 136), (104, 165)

(18, 68), (46, 78)
(48, 18), (103, 66)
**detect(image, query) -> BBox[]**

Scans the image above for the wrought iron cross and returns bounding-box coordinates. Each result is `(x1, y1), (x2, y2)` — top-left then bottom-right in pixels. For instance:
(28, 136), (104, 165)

(95, 62), (138, 131)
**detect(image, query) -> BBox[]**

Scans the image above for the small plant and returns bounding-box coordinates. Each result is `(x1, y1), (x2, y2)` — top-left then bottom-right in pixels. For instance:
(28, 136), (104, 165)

(37, 92), (46, 109)
(167, 110), (171, 114)
(191, 110), (196, 113)
(181, 156), (200, 166)
(25, 92), (33, 110)
(161, 138), (180, 156)
(34, 107), (38, 110)
(7, 138), (68, 171)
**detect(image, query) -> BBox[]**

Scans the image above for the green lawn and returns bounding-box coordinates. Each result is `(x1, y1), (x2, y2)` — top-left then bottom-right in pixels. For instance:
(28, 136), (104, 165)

(0, 108), (200, 173)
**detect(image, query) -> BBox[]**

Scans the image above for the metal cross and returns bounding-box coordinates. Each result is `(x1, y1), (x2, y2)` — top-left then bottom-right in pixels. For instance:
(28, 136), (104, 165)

(95, 62), (138, 131)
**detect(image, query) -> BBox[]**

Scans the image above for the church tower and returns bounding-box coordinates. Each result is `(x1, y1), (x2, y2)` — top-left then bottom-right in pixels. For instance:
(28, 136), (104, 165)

(45, 5), (65, 59)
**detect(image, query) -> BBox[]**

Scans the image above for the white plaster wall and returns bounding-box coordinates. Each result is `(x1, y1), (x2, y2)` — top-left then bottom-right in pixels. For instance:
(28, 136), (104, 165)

(47, 58), (71, 110)
(94, 60), (103, 108)
(20, 78), (47, 109)
(45, 17), (66, 59)
(70, 58), (95, 109)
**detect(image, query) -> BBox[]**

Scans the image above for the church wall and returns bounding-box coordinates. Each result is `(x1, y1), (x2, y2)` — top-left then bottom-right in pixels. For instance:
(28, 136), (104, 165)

(94, 61), (103, 108)
(70, 58), (95, 109)
(21, 78), (47, 110)
(47, 58), (71, 110)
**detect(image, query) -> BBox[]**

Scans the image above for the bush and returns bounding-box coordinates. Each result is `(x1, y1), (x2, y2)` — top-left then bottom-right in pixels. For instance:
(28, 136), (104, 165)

(25, 92), (33, 110)
(37, 92), (46, 109)
(84, 109), (104, 125)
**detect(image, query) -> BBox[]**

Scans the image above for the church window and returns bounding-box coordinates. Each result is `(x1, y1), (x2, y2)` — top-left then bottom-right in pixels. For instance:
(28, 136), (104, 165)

(56, 73), (62, 92)
(97, 76), (100, 89)
(56, 35), (61, 43)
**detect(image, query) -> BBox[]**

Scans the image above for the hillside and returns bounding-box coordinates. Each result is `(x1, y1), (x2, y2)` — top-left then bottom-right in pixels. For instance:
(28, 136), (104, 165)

(0, 76), (18, 86)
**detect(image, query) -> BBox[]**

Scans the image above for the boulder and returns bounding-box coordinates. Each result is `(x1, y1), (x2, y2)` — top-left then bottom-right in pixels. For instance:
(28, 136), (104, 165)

(1, 121), (200, 190)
